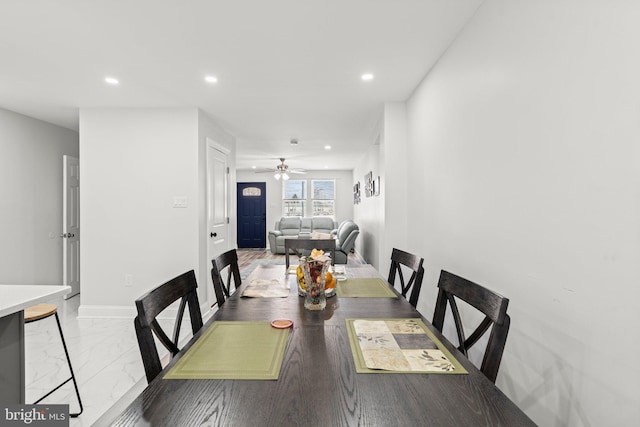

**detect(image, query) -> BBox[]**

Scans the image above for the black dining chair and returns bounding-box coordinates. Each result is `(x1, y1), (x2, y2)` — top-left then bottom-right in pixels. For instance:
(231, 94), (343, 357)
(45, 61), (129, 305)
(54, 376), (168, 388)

(284, 238), (336, 269)
(431, 270), (510, 383)
(211, 249), (242, 307)
(134, 270), (203, 383)
(387, 248), (425, 307)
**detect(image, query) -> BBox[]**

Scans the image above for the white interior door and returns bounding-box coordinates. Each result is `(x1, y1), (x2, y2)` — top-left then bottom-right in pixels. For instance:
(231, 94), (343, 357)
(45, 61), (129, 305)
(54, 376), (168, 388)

(207, 140), (230, 304)
(63, 155), (80, 299)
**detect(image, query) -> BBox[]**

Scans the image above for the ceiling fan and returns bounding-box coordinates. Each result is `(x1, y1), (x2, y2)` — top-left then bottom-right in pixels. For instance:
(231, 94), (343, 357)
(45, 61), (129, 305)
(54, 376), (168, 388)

(255, 158), (306, 180)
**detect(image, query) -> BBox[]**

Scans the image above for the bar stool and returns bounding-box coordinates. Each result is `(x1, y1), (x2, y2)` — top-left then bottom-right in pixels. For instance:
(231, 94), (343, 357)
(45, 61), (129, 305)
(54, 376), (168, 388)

(25, 303), (83, 417)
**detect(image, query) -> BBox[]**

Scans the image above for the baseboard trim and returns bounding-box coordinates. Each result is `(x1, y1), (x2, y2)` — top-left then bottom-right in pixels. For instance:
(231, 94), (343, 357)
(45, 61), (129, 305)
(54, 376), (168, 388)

(78, 302), (216, 320)
(78, 305), (136, 319)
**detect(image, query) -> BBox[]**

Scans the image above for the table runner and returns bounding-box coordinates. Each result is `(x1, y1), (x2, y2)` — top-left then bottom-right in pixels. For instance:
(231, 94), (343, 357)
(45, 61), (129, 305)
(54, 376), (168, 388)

(335, 278), (398, 298)
(346, 318), (468, 374)
(164, 321), (289, 380)
(246, 265), (288, 282)
(241, 266), (290, 298)
(241, 279), (290, 298)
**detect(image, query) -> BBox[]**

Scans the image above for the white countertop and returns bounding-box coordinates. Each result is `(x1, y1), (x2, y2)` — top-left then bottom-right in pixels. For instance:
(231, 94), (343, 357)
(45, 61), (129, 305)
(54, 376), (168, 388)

(0, 284), (71, 318)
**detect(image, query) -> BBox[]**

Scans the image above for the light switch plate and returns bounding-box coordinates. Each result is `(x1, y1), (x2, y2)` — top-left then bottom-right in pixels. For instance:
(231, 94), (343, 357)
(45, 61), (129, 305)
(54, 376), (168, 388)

(173, 197), (188, 208)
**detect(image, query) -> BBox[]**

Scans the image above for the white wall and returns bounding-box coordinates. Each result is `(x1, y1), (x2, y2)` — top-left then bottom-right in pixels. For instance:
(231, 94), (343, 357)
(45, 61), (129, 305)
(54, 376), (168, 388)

(237, 169), (354, 249)
(381, 103), (409, 273)
(404, 1), (640, 425)
(353, 103), (410, 271)
(0, 108), (78, 285)
(78, 108), (230, 317)
(198, 110), (237, 305)
(353, 139), (383, 267)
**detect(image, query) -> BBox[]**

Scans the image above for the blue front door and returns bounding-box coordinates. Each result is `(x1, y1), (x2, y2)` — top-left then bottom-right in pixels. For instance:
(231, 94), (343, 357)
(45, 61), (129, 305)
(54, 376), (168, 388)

(237, 182), (266, 248)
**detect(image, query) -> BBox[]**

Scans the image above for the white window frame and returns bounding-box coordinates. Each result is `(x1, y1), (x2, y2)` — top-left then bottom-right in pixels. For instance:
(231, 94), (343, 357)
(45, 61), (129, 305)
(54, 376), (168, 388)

(282, 180), (307, 217)
(311, 179), (335, 219)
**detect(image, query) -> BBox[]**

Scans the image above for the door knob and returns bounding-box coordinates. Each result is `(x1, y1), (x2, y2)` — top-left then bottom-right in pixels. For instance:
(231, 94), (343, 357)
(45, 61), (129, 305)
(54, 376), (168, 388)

(210, 232), (217, 237)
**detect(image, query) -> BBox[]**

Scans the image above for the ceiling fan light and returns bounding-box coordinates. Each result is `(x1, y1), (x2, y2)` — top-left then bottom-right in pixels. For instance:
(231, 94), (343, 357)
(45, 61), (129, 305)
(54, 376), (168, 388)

(282, 173), (290, 180)
(274, 172), (281, 180)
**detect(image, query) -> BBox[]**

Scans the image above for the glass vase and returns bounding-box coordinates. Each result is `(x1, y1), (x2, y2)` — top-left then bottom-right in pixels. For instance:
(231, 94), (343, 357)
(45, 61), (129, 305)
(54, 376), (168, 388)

(302, 258), (330, 310)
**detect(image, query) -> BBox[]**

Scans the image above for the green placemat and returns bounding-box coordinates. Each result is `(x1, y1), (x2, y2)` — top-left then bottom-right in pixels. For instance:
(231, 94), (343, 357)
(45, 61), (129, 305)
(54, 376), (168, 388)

(335, 278), (398, 298)
(346, 318), (468, 375)
(164, 321), (289, 380)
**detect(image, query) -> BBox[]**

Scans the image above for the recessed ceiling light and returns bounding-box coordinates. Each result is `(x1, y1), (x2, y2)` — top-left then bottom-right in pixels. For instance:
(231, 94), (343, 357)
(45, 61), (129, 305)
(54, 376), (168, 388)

(205, 75), (218, 83)
(324, 145), (332, 150)
(104, 77), (119, 85)
(324, 165), (329, 169)
(361, 73), (374, 82)
(251, 165), (256, 169)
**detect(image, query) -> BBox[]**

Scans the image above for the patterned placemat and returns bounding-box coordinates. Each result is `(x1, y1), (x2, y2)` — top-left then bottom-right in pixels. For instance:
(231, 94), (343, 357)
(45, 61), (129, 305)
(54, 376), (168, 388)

(164, 321), (289, 380)
(335, 278), (398, 298)
(346, 318), (468, 374)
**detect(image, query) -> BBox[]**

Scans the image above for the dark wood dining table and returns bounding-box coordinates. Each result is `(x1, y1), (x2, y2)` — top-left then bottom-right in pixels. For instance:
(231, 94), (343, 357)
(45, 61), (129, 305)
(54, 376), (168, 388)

(99, 264), (535, 426)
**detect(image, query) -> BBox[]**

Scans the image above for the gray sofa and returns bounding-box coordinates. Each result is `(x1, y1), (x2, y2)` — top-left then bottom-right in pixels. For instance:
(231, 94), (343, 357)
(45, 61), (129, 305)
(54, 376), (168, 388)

(268, 217), (338, 254)
(268, 217), (359, 264)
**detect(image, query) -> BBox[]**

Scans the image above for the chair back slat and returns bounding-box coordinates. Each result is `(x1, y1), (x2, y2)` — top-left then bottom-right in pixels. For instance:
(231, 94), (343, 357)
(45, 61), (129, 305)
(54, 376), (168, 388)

(150, 320), (180, 355)
(387, 248), (425, 308)
(444, 294), (468, 356)
(432, 270), (510, 383)
(437, 270), (509, 325)
(211, 249), (242, 307)
(171, 297), (188, 349)
(134, 270), (203, 383)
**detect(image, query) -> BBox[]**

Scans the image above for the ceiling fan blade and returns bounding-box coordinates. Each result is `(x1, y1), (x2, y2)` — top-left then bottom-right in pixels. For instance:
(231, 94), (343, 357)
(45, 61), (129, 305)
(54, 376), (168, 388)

(253, 158), (305, 176)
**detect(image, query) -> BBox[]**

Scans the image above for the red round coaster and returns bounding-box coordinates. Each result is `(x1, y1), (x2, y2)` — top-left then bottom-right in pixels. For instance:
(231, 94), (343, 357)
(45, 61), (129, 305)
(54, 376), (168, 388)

(271, 319), (293, 329)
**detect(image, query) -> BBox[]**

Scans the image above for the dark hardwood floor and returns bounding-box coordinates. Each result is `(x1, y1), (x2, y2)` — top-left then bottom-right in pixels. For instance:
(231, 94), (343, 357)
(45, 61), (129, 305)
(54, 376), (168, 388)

(236, 249), (283, 270)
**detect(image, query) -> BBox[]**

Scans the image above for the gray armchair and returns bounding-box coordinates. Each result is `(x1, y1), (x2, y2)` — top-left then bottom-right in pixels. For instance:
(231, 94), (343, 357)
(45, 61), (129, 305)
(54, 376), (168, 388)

(268, 217), (302, 254)
(333, 220), (359, 264)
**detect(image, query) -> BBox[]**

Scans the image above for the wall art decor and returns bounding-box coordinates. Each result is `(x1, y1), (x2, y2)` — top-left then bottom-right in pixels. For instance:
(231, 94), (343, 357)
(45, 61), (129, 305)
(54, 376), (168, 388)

(365, 171), (373, 197)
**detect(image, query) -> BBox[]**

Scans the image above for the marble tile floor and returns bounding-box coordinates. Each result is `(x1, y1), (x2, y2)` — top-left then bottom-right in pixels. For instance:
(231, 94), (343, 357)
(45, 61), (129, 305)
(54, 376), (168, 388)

(24, 294), (147, 426)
